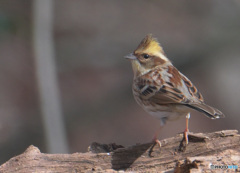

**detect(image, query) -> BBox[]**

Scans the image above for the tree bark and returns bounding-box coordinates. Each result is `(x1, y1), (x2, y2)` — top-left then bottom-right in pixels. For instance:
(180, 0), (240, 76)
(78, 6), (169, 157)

(0, 130), (239, 172)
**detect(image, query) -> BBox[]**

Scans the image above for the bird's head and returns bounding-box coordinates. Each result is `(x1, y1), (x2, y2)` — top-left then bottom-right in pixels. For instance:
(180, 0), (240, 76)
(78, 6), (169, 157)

(125, 34), (170, 77)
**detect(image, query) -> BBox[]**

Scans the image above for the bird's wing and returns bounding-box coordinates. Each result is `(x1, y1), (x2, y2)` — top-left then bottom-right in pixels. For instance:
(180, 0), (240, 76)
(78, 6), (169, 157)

(134, 67), (224, 118)
(134, 67), (199, 105)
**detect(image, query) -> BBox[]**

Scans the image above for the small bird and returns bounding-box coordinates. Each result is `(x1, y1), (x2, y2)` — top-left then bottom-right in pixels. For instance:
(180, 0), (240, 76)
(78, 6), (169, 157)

(125, 34), (224, 145)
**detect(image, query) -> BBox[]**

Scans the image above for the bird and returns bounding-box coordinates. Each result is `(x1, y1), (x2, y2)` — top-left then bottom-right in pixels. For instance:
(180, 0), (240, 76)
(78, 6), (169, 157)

(125, 34), (225, 145)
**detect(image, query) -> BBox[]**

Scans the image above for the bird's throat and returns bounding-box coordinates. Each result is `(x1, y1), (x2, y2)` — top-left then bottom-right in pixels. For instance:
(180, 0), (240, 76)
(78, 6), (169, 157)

(131, 60), (150, 78)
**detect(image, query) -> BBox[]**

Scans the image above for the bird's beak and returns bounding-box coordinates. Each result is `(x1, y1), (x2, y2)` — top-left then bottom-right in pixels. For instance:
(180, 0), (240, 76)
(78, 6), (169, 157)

(124, 53), (137, 60)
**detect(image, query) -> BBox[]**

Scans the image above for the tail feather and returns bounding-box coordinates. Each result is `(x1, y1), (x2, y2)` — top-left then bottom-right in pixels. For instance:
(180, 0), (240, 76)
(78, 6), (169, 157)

(186, 103), (225, 119)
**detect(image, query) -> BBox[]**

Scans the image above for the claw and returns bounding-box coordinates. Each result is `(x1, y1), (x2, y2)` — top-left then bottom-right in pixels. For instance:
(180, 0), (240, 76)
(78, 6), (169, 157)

(155, 139), (162, 148)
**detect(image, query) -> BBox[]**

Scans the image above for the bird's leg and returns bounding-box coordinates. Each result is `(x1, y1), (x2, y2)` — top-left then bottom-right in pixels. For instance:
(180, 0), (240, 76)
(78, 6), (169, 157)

(184, 113), (190, 144)
(152, 126), (162, 147)
(153, 118), (166, 148)
(149, 126), (163, 157)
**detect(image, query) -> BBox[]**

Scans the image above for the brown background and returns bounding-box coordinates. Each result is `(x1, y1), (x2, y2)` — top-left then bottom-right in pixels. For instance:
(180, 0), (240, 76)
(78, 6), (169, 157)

(0, 0), (239, 164)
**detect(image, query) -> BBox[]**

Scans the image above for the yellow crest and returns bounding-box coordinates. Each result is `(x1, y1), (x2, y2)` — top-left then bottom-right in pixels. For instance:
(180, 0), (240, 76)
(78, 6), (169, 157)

(134, 34), (164, 55)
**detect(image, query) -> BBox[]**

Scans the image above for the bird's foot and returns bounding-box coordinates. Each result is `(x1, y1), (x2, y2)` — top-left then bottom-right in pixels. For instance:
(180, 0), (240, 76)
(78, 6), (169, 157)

(184, 128), (189, 145)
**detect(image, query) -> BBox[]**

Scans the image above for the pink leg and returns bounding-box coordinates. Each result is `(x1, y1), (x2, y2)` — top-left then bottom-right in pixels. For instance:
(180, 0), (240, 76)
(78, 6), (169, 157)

(152, 126), (163, 147)
(184, 113), (190, 144)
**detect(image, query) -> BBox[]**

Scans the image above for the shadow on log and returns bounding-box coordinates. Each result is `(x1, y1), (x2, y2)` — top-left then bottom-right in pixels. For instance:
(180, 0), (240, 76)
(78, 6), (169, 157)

(0, 130), (239, 172)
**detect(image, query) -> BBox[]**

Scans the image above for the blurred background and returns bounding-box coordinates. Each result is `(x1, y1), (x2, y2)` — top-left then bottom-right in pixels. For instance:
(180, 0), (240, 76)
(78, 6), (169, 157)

(0, 0), (240, 164)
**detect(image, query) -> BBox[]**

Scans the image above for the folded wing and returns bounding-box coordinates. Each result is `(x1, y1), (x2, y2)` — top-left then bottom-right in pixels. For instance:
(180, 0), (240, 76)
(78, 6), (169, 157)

(134, 68), (225, 119)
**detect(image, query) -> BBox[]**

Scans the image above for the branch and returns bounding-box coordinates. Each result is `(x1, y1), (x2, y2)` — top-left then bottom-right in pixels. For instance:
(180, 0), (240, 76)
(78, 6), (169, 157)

(0, 130), (239, 172)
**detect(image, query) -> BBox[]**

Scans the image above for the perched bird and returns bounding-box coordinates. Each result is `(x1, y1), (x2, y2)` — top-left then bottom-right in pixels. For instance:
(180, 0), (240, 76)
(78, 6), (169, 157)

(125, 34), (224, 145)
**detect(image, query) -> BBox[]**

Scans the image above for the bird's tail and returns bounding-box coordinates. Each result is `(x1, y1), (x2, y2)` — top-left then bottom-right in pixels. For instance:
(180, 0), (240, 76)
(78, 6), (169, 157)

(186, 102), (225, 119)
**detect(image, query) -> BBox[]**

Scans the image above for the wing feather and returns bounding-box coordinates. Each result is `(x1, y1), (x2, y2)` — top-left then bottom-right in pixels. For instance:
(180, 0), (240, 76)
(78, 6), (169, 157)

(134, 67), (193, 105)
(134, 67), (224, 119)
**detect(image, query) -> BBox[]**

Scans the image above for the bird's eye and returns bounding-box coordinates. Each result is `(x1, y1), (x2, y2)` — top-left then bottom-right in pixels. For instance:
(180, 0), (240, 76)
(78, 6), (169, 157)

(143, 54), (149, 59)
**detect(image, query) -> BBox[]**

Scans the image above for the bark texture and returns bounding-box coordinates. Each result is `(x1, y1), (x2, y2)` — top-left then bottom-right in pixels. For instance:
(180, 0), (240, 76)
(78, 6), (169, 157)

(0, 130), (239, 172)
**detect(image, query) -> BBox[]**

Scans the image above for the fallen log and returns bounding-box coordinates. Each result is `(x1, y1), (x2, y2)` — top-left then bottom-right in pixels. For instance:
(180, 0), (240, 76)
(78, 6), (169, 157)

(0, 130), (239, 172)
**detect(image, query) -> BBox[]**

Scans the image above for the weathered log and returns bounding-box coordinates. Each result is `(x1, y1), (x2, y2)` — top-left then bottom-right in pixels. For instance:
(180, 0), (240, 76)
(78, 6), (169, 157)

(0, 130), (239, 172)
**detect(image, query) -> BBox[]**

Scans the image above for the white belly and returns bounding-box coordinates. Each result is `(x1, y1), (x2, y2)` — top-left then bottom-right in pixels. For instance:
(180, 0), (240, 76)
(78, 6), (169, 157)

(133, 92), (190, 125)
(141, 102), (190, 125)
